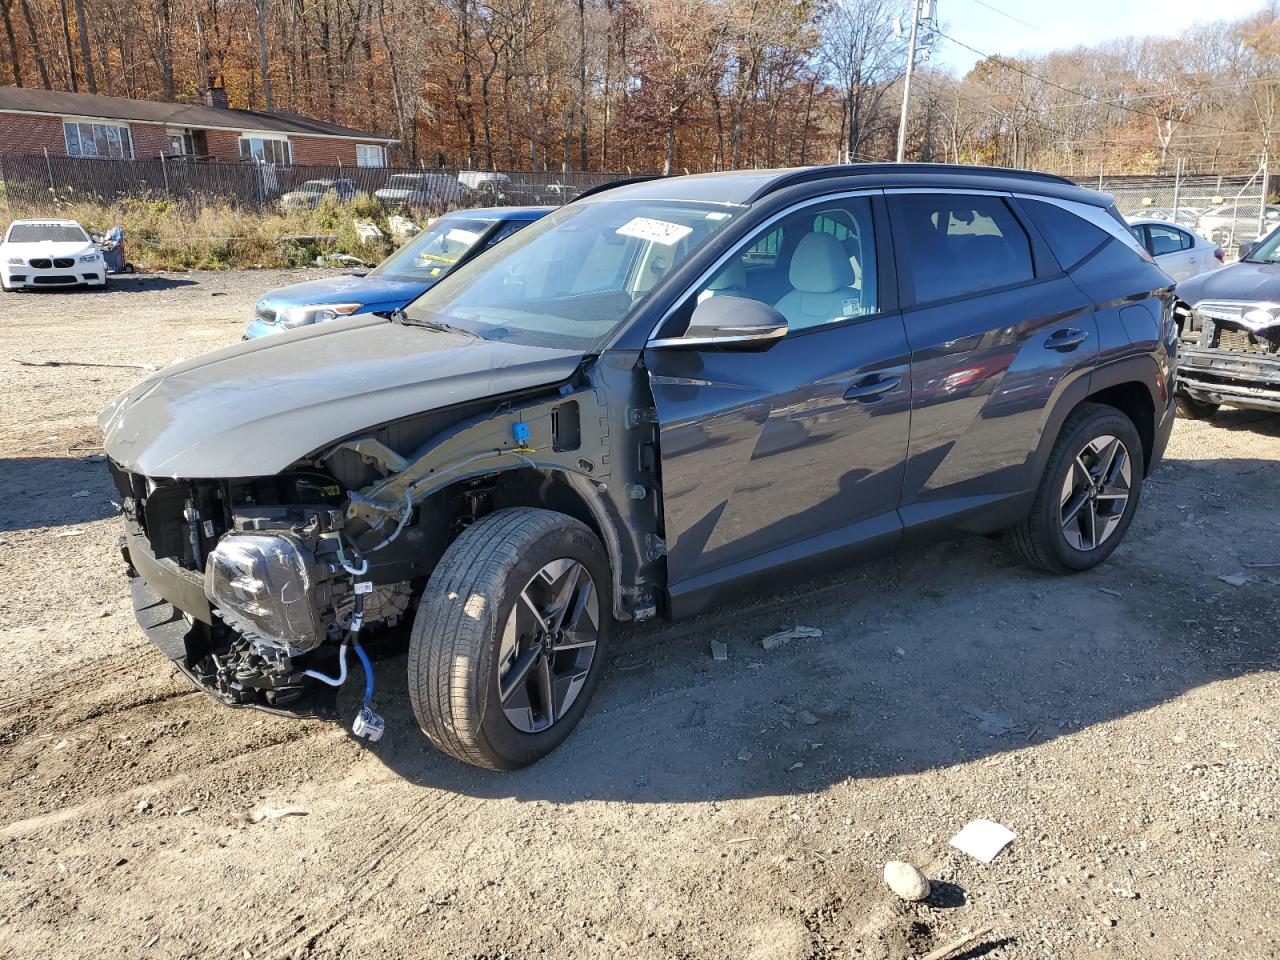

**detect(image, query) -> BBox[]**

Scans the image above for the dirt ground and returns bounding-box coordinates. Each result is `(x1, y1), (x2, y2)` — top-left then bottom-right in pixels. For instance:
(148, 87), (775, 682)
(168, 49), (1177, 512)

(0, 270), (1277, 960)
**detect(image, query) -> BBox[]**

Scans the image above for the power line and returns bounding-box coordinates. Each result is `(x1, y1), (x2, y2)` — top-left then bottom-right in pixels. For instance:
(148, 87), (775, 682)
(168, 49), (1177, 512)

(960, 0), (1057, 40)
(934, 28), (1262, 139)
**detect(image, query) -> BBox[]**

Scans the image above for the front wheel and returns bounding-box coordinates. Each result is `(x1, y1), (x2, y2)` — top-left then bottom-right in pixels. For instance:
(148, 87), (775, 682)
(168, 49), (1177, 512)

(408, 508), (611, 770)
(1005, 402), (1144, 573)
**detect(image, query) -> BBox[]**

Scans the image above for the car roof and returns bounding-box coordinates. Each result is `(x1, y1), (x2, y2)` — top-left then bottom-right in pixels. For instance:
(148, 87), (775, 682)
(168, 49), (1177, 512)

(585, 163), (1113, 209)
(445, 205), (553, 220)
(9, 217), (83, 225)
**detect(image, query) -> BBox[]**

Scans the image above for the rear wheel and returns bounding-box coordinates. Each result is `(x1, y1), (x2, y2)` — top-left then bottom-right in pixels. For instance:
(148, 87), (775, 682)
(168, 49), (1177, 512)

(1005, 403), (1144, 573)
(408, 507), (611, 770)
(1175, 395), (1219, 420)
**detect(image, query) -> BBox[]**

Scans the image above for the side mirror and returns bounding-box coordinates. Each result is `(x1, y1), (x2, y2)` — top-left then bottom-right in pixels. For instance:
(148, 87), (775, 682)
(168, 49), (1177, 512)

(649, 296), (788, 351)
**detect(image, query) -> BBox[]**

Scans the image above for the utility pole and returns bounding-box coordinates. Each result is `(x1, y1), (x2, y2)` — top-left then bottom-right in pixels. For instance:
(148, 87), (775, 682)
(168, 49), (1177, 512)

(895, 1), (937, 163)
(896, 1), (921, 163)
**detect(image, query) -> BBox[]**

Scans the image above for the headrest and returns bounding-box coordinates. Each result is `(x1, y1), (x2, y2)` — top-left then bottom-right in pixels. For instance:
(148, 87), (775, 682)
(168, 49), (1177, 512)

(707, 258), (746, 291)
(789, 232), (855, 293)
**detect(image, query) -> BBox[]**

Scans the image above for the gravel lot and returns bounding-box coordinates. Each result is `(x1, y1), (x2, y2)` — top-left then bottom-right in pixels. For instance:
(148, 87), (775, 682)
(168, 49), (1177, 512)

(1, 270), (1277, 960)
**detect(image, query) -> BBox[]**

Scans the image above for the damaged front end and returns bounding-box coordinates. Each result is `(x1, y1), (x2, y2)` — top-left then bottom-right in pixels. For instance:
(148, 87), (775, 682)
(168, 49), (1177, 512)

(107, 353), (663, 735)
(112, 463), (411, 723)
(1177, 300), (1280, 412)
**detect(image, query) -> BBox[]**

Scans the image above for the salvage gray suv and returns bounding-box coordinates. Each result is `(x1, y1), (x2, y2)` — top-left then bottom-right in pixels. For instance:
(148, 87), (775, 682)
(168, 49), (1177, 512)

(102, 164), (1177, 769)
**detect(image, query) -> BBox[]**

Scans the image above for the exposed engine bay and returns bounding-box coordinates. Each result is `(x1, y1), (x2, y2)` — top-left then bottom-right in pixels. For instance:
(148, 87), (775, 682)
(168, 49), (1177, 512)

(107, 365), (663, 737)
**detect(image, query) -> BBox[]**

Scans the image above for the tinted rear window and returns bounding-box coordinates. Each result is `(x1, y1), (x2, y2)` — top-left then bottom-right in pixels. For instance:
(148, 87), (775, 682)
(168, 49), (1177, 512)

(892, 194), (1034, 303)
(1020, 198), (1110, 270)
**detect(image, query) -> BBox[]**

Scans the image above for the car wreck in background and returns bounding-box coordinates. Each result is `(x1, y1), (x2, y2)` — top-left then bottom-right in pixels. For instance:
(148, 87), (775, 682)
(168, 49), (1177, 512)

(1173, 224), (1280, 419)
(245, 206), (550, 337)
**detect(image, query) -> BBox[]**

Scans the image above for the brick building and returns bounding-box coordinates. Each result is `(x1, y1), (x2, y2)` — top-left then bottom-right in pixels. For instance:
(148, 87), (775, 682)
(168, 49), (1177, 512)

(0, 85), (398, 167)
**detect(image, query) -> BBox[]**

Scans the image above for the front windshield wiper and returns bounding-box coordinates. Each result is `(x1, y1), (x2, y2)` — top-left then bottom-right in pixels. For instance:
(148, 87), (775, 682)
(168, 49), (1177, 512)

(390, 308), (481, 338)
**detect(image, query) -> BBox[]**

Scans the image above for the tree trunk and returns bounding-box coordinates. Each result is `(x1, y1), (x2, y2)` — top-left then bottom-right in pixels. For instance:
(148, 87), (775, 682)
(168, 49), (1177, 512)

(663, 116), (676, 175)
(577, 0), (587, 170)
(57, 0), (78, 91)
(72, 0), (93, 92)
(0, 0), (21, 87)
(18, 0), (49, 88)
(256, 0), (274, 110)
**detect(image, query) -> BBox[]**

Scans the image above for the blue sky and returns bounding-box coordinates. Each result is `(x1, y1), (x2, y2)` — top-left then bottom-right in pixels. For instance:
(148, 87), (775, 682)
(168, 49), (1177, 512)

(931, 0), (1268, 75)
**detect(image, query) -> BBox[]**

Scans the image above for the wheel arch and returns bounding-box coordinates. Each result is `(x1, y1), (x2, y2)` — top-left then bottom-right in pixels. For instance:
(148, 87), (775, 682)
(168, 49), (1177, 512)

(421, 466), (638, 622)
(1032, 356), (1163, 485)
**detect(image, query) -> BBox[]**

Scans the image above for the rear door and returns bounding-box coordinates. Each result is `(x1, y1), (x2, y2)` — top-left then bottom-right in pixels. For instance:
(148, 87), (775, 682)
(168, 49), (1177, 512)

(886, 190), (1098, 526)
(1143, 223), (1199, 282)
(644, 192), (911, 596)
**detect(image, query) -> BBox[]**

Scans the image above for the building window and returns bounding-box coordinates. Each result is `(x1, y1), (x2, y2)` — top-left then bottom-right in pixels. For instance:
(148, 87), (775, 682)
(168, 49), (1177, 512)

(166, 128), (196, 157)
(356, 143), (387, 168)
(64, 121), (133, 159)
(239, 135), (291, 165)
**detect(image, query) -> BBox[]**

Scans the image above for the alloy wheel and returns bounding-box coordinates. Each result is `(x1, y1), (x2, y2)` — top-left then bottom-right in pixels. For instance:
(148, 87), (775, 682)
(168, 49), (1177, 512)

(496, 558), (599, 733)
(1059, 434), (1132, 551)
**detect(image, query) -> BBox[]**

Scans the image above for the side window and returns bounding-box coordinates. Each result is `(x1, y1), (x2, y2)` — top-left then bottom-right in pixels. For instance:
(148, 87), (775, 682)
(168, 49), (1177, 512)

(742, 226), (782, 267)
(691, 196), (878, 333)
(1021, 198), (1112, 270)
(1147, 224), (1188, 256)
(893, 194), (1034, 303)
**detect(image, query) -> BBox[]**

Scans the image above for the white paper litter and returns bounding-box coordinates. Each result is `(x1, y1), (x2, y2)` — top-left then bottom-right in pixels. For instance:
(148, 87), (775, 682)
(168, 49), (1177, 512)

(949, 819), (1016, 863)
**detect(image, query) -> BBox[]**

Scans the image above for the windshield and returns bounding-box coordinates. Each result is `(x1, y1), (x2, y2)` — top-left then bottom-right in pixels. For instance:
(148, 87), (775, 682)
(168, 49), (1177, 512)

(1244, 226), (1280, 262)
(402, 198), (741, 350)
(7, 222), (88, 244)
(370, 215), (498, 282)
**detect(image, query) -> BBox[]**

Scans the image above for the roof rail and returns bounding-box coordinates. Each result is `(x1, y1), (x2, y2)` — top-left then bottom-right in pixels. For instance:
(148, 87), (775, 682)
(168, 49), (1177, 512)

(748, 163), (1077, 203)
(573, 175), (665, 201)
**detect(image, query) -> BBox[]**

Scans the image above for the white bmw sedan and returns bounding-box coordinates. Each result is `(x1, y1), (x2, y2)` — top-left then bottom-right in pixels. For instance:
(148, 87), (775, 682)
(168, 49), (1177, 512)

(1, 218), (106, 291)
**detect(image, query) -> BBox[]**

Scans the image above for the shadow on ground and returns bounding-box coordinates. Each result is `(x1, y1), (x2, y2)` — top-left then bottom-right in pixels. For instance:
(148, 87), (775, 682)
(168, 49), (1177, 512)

(0, 457), (116, 531)
(9, 275), (198, 294)
(347, 453), (1279, 805)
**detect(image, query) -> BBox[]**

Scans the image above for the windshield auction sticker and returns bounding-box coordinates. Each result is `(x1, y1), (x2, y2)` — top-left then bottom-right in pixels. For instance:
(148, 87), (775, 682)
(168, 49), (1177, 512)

(616, 217), (694, 246)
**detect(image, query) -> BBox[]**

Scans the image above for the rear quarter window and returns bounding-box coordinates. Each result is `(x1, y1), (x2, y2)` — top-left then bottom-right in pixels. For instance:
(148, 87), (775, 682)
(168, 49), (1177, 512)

(1020, 198), (1110, 270)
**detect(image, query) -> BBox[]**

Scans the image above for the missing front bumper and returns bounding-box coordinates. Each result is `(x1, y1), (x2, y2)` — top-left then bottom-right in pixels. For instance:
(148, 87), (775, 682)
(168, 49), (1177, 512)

(1177, 348), (1280, 412)
(125, 549), (338, 720)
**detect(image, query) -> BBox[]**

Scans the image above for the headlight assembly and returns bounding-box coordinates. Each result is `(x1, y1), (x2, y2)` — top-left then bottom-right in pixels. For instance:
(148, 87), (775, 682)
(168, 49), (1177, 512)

(277, 303), (363, 329)
(1194, 301), (1280, 333)
(204, 533), (324, 652)
(79, 252), (100, 263)
(6, 257), (24, 266)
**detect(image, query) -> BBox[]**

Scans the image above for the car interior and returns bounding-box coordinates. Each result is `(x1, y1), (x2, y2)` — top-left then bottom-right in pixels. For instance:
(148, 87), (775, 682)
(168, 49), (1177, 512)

(696, 202), (876, 330)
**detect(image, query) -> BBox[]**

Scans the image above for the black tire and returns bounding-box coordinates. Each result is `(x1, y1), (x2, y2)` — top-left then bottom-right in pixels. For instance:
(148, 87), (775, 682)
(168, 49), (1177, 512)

(1004, 402), (1145, 574)
(408, 507), (612, 770)
(1175, 394), (1219, 420)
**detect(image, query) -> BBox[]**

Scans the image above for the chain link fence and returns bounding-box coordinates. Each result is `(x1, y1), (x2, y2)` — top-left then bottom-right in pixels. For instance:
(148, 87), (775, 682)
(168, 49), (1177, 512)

(0, 155), (635, 217)
(1070, 159), (1273, 258)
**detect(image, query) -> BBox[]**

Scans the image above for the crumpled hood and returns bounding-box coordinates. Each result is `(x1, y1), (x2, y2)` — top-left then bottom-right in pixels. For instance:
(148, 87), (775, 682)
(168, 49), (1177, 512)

(258, 274), (430, 314)
(100, 315), (583, 479)
(1178, 260), (1280, 306)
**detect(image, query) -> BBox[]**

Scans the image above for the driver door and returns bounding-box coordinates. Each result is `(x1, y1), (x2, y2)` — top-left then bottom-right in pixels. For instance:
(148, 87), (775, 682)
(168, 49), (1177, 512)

(643, 192), (912, 608)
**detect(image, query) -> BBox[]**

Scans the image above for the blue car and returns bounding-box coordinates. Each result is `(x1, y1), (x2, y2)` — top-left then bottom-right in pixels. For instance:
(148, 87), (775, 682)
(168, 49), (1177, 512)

(245, 206), (551, 338)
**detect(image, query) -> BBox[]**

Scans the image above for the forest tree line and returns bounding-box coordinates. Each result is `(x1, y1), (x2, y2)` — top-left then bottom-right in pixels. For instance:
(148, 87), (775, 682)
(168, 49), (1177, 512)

(0, 0), (1276, 175)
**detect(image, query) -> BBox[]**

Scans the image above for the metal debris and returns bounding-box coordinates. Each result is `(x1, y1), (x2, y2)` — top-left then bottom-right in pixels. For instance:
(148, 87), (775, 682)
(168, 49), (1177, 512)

(760, 625), (823, 650)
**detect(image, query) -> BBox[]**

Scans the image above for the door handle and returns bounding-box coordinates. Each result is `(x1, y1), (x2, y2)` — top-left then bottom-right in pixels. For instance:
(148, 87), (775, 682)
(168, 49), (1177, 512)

(844, 373), (902, 402)
(1045, 328), (1089, 352)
